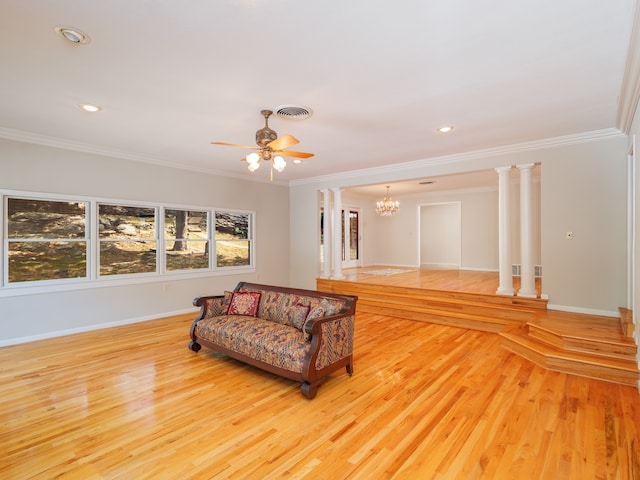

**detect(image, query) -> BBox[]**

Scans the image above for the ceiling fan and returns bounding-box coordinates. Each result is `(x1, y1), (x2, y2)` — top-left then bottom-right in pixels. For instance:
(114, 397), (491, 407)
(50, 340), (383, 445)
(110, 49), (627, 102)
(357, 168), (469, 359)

(212, 109), (314, 180)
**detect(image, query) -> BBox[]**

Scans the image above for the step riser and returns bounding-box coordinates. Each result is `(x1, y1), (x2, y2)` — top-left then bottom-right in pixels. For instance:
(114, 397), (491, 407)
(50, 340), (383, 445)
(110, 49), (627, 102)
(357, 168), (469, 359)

(356, 302), (505, 333)
(356, 296), (533, 322)
(501, 334), (639, 387)
(528, 327), (637, 361)
(318, 279), (541, 329)
(317, 279), (547, 311)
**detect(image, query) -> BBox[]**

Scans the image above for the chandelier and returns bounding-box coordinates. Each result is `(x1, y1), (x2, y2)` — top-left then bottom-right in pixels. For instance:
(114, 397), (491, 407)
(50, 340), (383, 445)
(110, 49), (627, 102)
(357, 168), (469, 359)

(376, 186), (400, 216)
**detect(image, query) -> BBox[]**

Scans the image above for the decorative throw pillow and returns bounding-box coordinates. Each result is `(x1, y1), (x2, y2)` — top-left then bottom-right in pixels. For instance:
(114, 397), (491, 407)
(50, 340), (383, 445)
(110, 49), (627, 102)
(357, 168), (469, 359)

(286, 303), (311, 330)
(209, 290), (233, 316)
(301, 305), (326, 340)
(226, 291), (261, 316)
(222, 290), (233, 307)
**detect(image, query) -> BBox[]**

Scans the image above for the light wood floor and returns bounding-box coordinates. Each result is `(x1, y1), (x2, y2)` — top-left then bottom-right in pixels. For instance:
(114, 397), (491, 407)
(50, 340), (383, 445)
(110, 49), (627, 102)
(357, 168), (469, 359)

(341, 266), (542, 297)
(1, 312), (639, 479)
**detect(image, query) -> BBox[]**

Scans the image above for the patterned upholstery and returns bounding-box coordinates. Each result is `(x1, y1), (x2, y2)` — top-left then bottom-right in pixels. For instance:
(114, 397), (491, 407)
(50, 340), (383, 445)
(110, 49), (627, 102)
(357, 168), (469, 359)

(191, 283), (356, 398)
(238, 287), (346, 330)
(194, 315), (311, 373)
(315, 315), (354, 370)
(201, 294), (230, 318)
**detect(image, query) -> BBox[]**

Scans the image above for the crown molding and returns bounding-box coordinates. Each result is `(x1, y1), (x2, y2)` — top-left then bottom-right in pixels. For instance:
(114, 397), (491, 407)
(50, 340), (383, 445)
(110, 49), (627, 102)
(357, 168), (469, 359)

(289, 128), (625, 187)
(617, 0), (640, 133)
(0, 125), (624, 190)
(0, 126), (288, 187)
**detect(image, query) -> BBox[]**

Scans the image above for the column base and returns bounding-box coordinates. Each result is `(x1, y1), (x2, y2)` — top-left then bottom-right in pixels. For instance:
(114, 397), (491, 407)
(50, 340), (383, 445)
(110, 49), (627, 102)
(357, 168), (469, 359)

(496, 287), (515, 296)
(517, 290), (538, 299)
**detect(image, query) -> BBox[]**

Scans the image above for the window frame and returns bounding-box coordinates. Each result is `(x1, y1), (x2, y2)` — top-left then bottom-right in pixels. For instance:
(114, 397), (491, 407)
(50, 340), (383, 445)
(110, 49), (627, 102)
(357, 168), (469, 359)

(0, 190), (256, 296)
(213, 210), (253, 269)
(4, 195), (91, 286)
(163, 208), (211, 273)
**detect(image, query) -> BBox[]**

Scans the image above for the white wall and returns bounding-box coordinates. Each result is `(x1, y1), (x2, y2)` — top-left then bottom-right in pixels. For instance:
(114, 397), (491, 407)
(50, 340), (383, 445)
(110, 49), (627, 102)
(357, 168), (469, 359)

(324, 183), (538, 274)
(420, 202), (461, 268)
(541, 140), (628, 314)
(413, 188), (504, 271)
(628, 101), (640, 350)
(0, 139), (291, 344)
(290, 135), (628, 315)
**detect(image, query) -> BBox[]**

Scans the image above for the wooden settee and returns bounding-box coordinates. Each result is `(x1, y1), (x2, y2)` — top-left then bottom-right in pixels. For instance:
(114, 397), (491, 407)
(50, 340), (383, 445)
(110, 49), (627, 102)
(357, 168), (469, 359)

(189, 282), (358, 399)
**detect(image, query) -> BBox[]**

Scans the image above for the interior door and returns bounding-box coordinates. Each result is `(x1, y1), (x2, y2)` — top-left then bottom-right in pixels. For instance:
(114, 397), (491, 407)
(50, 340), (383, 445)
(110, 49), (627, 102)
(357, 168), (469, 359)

(342, 208), (361, 268)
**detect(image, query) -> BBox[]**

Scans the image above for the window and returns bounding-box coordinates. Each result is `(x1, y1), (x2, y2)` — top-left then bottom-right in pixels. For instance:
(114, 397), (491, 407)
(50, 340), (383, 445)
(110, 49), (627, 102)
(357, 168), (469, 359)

(6, 198), (88, 283)
(165, 209), (209, 271)
(1, 192), (255, 290)
(98, 204), (157, 276)
(215, 212), (251, 267)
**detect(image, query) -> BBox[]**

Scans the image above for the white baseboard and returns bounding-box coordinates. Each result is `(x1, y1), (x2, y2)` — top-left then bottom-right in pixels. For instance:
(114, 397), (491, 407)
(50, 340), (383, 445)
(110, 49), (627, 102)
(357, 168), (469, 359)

(547, 303), (620, 318)
(459, 266), (500, 273)
(0, 308), (198, 347)
(421, 262), (460, 269)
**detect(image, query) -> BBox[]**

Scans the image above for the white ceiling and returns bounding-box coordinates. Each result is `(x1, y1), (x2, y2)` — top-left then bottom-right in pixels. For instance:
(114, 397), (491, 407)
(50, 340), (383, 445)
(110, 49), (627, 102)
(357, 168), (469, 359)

(0, 1), (636, 194)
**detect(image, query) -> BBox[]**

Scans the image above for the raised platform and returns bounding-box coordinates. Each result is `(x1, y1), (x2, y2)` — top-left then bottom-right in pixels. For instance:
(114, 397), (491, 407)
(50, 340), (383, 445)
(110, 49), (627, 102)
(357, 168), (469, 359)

(317, 275), (546, 333)
(317, 267), (638, 387)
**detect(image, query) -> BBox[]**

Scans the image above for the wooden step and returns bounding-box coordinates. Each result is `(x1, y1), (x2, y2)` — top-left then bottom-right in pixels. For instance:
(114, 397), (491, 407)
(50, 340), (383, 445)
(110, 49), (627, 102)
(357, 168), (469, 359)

(527, 313), (637, 361)
(317, 278), (545, 332)
(619, 307), (635, 338)
(355, 299), (509, 333)
(500, 322), (639, 387)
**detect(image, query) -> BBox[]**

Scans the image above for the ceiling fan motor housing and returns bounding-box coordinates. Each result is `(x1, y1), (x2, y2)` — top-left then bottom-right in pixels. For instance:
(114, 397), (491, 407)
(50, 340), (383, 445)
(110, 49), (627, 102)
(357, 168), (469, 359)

(256, 109), (277, 147)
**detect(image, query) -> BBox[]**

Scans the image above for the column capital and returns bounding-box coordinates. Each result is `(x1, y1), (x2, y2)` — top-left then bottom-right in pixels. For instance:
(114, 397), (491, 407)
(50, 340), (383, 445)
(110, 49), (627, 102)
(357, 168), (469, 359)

(495, 166), (513, 174)
(516, 163), (535, 171)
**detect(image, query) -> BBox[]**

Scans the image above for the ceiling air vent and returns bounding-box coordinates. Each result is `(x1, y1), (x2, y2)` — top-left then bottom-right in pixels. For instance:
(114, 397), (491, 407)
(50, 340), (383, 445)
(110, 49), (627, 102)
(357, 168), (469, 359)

(274, 105), (312, 121)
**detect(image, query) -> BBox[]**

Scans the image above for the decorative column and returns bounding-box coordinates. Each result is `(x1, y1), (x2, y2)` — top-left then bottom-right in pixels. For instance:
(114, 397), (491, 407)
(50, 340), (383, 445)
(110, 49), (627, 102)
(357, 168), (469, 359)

(321, 189), (332, 278)
(495, 166), (515, 295)
(517, 163), (537, 298)
(331, 188), (344, 279)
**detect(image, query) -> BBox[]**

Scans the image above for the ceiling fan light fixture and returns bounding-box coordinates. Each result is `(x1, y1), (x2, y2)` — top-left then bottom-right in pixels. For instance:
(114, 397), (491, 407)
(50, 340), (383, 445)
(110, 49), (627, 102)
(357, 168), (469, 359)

(246, 152), (260, 164)
(273, 156), (286, 172)
(212, 109), (314, 180)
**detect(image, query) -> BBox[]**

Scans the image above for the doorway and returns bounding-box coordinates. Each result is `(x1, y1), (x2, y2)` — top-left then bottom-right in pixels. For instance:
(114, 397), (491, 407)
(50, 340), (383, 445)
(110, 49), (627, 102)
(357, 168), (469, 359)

(342, 208), (361, 269)
(420, 202), (461, 268)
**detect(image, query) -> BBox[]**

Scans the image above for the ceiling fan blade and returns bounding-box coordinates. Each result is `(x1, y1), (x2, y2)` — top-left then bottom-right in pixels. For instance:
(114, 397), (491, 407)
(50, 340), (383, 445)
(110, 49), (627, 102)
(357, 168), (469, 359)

(277, 150), (315, 159)
(211, 141), (259, 150)
(267, 134), (299, 151)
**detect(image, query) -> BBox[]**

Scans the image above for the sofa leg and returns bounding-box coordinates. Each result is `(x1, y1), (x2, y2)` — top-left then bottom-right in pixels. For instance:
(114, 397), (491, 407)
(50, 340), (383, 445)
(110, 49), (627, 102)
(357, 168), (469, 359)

(301, 382), (319, 399)
(188, 341), (201, 352)
(346, 357), (354, 377)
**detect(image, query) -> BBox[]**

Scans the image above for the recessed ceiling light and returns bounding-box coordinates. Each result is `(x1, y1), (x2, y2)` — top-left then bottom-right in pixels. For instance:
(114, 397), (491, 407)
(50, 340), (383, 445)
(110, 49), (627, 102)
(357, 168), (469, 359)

(437, 126), (454, 133)
(54, 25), (91, 45)
(293, 159), (303, 164)
(79, 104), (102, 113)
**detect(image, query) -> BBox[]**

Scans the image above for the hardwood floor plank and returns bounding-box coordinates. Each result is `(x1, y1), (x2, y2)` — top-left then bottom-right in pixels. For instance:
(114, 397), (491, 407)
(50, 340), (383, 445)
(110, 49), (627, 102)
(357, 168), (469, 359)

(1, 312), (639, 479)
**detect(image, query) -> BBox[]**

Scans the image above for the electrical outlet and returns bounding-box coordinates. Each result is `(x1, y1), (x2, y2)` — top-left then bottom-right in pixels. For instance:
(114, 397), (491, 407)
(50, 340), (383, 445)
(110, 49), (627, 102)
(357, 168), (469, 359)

(566, 231), (573, 240)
